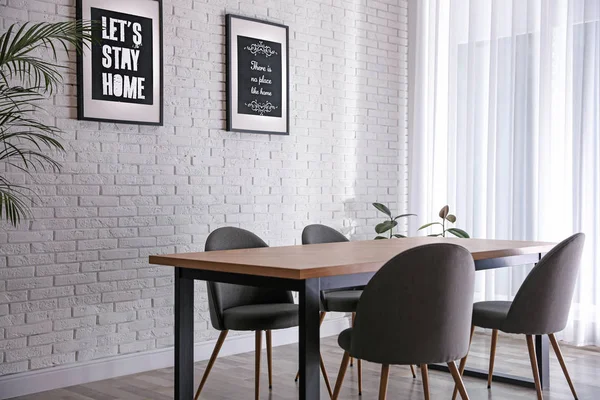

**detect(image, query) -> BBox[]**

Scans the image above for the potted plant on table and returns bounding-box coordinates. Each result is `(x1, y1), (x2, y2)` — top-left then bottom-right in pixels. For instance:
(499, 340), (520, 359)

(372, 202), (416, 239)
(418, 205), (470, 238)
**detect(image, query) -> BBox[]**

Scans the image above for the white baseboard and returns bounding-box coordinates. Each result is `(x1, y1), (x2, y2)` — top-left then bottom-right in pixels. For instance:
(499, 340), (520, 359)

(0, 317), (349, 399)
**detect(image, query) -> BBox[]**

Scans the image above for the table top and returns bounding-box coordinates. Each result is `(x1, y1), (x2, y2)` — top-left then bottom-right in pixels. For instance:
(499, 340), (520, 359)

(149, 237), (555, 280)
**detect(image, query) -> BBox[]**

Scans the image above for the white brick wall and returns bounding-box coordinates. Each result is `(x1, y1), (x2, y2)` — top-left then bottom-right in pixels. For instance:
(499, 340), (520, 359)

(0, 0), (408, 376)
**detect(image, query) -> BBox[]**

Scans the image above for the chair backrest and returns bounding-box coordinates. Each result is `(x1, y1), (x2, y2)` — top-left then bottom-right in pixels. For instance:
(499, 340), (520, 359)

(504, 233), (585, 334)
(205, 227), (294, 330)
(302, 225), (352, 307)
(351, 243), (475, 365)
(302, 224), (349, 245)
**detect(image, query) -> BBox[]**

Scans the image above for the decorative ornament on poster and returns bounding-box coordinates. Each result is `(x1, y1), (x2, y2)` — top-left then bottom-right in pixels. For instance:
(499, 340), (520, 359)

(77, 0), (163, 125)
(226, 15), (289, 135)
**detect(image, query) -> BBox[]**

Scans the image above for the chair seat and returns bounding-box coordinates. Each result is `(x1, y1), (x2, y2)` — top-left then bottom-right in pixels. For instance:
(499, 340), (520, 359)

(322, 290), (362, 312)
(472, 301), (512, 330)
(223, 303), (299, 331)
(337, 327), (353, 352)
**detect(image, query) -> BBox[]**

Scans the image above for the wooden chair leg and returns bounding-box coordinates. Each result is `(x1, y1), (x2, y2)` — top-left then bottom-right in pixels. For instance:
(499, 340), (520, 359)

(526, 335), (544, 400)
(194, 330), (228, 400)
(350, 311), (363, 394)
(448, 360), (470, 400)
(332, 351), (351, 400)
(379, 364), (390, 400)
(358, 359), (362, 395)
(295, 311), (327, 382)
(549, 333), (578, 399)
(420, 364), (430, 400)
(350, 312), (355, 367)
(410, 364), (416, 378)
(453, 325), (475, 400)
(320, 354), (333, 398)
(266, 330), (273, 389)
(255, 330), (262, 400)
(488, 329), (499, 388)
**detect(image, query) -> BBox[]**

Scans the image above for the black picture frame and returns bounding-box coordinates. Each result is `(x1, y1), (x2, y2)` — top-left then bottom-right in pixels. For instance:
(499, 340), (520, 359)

(77, 0), (163, 126)
(226, 14), (290, 135)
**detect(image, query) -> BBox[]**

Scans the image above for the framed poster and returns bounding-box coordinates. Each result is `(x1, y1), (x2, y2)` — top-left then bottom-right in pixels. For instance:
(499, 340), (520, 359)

(77, 0), (163, 125)
(226, 14), (289, 135)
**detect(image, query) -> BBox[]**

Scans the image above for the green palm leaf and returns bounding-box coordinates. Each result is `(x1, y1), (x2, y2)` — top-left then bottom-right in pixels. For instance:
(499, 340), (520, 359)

(0, 184), (31, 226)
(0, 21), (96, 93)
(0, 21), (94, 226)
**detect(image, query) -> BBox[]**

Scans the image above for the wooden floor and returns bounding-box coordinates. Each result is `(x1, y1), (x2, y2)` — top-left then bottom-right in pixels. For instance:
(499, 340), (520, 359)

(12, 332), (600, 399)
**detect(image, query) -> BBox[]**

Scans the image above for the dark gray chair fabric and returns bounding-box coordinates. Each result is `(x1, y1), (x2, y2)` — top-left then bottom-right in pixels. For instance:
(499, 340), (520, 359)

(471, 301), (511, 329)
(223, 303), (299, 331)
(322, 290), (362, 312)
(472, 233), (585, 335)
(301, 224), (362, 312)
(205, 227), (296, 331)
(302, 224), (349, 244)
(340, 243), (476, 365)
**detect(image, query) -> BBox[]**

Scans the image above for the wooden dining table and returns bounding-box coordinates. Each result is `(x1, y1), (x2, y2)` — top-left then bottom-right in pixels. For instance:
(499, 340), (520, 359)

(149, 236), (556, 400)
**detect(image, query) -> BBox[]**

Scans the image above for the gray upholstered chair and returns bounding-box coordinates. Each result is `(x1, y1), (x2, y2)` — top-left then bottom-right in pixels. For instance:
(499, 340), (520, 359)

(455, 233), (585, 400)
(298, 224), (418, 396)
(303, 225), (362, 327)
(331, 243), (476, 400)
(194, 227), (299, 400)
(302, 224), (363, 323)
(296, 224), (361, 396)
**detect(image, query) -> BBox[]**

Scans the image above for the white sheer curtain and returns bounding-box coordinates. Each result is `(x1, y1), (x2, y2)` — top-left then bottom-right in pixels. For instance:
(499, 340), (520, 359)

(408, 0), (600, 345)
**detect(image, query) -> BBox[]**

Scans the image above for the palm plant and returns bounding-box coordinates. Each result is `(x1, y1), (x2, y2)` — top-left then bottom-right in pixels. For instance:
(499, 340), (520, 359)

(418, 205), (470, 238)
(0, 21), (94, 226)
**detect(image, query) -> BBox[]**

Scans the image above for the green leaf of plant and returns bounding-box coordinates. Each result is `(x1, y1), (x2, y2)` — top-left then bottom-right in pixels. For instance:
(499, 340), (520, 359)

(393, 213), (417, 220)
(446, 228), (470, 238)
(417, 222), (443, 230)
(374, 236), (388, 240)
(446, 214), (456, 223)
(372, 202), (392, 218)
(375, 220), (397, 234)
(427, 233), (442, 237)
(0, 184), (31, 226)
(439, 205), (450, 219)
(0, 21), (95, 227)
(392, 234), (406, 238)
(0, 21), (97, 93)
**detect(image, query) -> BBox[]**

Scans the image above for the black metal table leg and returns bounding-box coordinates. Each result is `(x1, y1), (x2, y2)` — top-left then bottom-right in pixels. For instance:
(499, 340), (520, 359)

(175, 267), (194, 400)
(429, 363), (536, 388)
(432, 334), (550, 389)
(536, 334), (550, 390)
(535, 253), (550, 390)
(298, 278), (321, 399)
